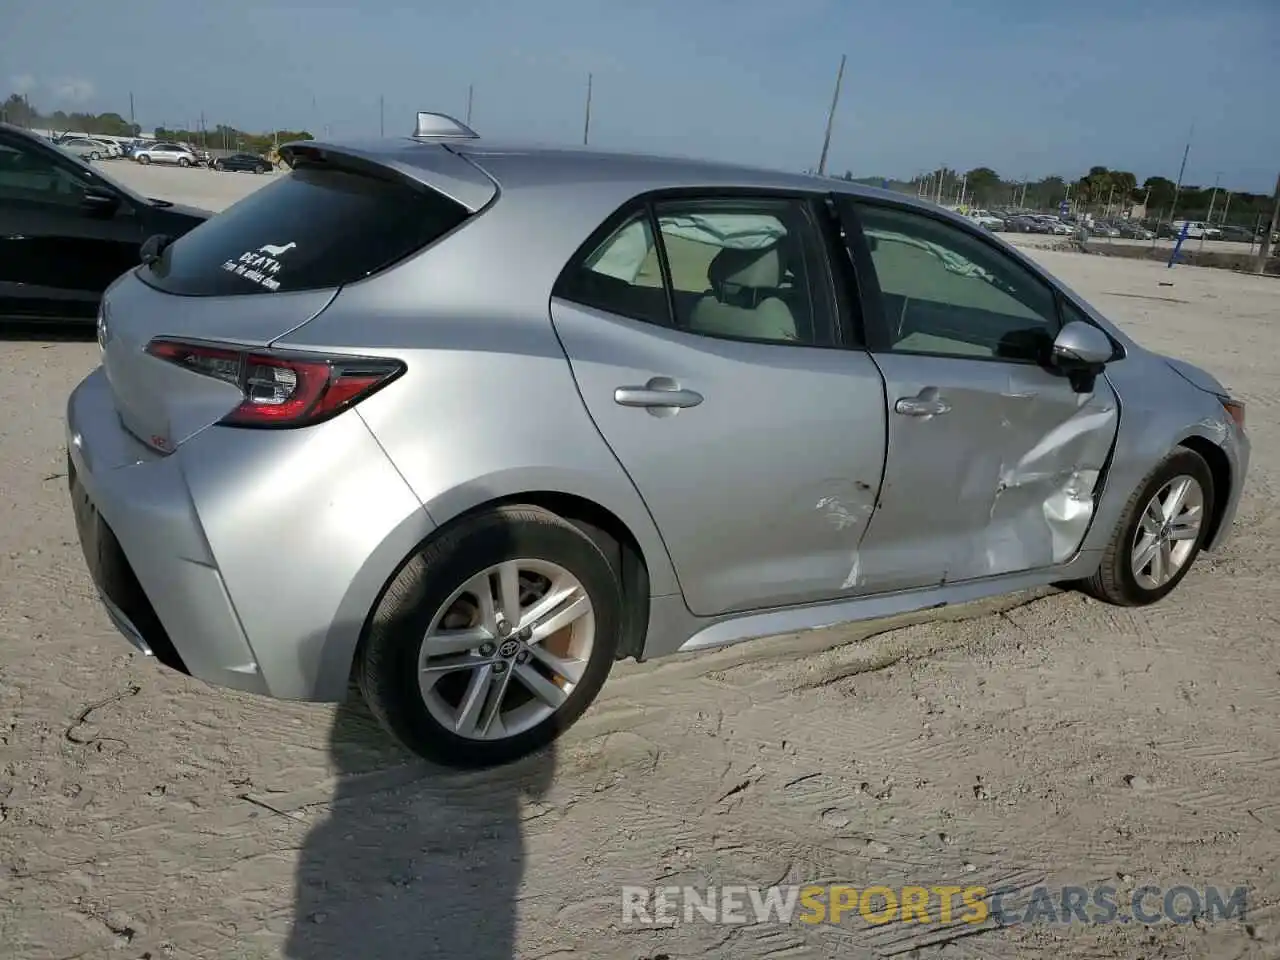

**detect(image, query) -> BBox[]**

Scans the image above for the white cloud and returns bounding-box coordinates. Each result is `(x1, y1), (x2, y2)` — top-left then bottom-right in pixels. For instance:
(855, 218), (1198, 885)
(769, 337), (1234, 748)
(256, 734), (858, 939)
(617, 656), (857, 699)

(51, 78), (95, 104)
(11, 74), (37, 94)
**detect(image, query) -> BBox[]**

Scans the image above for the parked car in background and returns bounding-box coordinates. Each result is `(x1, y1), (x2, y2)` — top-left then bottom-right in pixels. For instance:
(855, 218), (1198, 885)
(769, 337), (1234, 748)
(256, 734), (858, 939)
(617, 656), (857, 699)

(1171, 220), (1222, 240)
(133, 142), (199, 167)
(56, 137), (108, 161)
(1090, 221), (1122, 238)
(1116, 221), (1155, 240)
(90, 138), (124, 158)
(1004, 215), (1049, 234)
(1215, 224), (1255, 243)
(0, 122), (210, 323)
(212, 152), (273, 174)
(64, 114), (1250, 767)
(968, 209), (1005, 231)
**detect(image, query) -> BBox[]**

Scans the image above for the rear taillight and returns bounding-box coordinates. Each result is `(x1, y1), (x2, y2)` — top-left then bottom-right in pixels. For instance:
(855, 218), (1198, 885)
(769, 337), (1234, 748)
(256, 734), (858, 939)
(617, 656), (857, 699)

(145, 337), (404, 428)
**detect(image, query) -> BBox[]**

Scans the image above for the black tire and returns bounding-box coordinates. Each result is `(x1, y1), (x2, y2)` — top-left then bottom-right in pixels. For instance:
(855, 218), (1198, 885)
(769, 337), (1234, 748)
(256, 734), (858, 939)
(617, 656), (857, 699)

(137, 155), (150, 165)
(178, 157), (190, 167)
(255, 164), (267, 174)
(357, 505), (623, 768)
(1082, 448), (1215, 606)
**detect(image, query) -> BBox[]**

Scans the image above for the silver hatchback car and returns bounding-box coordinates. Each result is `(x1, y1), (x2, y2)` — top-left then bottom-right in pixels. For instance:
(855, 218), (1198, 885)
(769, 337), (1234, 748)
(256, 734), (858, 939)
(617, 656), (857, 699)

(67, 113), (1249, 767)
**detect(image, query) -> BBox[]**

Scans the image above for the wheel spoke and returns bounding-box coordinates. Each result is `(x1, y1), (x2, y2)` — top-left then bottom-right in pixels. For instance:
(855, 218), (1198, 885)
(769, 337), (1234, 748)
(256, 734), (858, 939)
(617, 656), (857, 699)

(1133, 534), (1160, 574)
(1168, 521), (1200, 542)
(1149, 539), (1166, 584)
(495, 562), (523, 627)
(514, 662), (569, 709)
(422, 627), (490, 658)
(478, 668), (516, 737)
(528, 643), (587, 685)
(421, 653), (487, 677)
(1158, 539), (1175, 582)
(454, 664), (495, 737)
(1162, 477), (1191, 522)
(528, 589), (591, 643)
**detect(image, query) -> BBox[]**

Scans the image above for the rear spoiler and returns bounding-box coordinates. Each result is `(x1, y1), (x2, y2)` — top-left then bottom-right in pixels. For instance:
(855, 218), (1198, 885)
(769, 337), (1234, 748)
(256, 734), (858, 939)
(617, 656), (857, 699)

(279, 138), (497, 213)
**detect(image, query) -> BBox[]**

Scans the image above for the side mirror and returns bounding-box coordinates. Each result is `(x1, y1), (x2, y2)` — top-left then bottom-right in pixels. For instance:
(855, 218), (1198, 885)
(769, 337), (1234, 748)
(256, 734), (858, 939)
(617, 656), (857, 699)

(139, 233), (173, 266)
(81, 185), (121, 215)
(1052, 320), (1113, 370)
(1051, 320), (1114, 391)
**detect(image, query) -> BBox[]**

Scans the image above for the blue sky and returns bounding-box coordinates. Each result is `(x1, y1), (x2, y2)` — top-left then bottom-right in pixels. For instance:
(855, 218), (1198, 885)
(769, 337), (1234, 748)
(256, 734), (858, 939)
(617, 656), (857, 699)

(5, 0), (1278, 192)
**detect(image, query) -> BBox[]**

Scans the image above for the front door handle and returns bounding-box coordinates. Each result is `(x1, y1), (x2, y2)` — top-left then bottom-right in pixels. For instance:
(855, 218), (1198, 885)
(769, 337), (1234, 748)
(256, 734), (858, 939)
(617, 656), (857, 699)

(894, 395), (952, 418)
(614, 377), (703, 410)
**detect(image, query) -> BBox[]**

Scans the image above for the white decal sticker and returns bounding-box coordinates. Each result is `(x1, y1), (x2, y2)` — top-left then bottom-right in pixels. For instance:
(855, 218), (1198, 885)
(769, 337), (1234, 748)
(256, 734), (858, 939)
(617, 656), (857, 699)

(221, 241), (297, 292)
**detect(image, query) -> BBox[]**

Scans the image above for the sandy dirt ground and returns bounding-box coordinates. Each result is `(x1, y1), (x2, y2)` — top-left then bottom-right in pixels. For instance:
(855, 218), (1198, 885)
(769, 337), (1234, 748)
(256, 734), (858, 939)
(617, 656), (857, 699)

(2, 166), (1279, 959)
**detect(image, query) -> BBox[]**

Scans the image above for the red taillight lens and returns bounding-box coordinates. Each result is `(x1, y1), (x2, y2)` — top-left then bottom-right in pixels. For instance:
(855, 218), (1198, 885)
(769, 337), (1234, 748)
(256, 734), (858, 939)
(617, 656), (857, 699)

(145, 337), (404, 428)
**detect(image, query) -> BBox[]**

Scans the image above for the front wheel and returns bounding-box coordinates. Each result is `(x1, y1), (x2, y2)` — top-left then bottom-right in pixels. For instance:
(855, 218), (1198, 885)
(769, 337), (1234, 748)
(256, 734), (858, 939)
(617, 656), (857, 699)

(358, 505), (623, 768)
(178, 157), (190, 167)
(1082, 449), (1215, 606)
(137, 155), (150, 165)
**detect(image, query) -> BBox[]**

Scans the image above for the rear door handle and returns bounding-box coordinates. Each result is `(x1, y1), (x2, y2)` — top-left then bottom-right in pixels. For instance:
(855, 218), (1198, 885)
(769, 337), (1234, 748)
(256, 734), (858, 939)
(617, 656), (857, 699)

(614, 377), (703, 410)
(894, 396), (952, 417)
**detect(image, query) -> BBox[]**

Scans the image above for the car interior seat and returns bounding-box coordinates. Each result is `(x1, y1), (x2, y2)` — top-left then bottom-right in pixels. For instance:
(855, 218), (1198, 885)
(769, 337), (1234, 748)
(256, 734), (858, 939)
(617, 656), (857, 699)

(688, 244), (798, 342)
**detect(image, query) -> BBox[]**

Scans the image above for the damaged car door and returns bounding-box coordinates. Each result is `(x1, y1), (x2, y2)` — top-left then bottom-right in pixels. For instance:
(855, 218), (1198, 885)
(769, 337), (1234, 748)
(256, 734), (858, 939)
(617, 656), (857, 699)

(835, 198), (1120, 592)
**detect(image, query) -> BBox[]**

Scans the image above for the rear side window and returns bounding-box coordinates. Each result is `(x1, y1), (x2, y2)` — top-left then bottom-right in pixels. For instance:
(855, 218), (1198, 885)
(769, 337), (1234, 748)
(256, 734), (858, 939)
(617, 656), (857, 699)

(141, 166), (469, 296)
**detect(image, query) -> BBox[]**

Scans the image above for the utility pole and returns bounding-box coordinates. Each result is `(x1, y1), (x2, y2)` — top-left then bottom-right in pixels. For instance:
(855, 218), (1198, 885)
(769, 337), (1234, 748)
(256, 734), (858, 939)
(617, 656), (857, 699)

(466, 84), (474, 125)
(583, 72), (593, 145)
(379, 94), (384, 137)
(129, 92), (135, 130)
(1170, 123), (1193, 224)
(935, 166), (944, 205)
(1220, 190), (1232, 227)
(816, 54), (846, 177)
(1255, 170), (1280, 275)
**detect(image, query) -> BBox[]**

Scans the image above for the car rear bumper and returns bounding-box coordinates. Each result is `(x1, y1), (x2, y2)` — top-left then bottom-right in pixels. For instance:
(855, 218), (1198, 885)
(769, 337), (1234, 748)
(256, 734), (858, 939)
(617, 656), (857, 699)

(66, 366), (432, 701)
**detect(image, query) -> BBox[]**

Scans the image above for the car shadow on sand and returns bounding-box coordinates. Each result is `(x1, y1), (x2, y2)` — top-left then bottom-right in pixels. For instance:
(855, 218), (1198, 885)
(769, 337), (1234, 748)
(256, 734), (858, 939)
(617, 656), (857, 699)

(286, 695), (554, 959)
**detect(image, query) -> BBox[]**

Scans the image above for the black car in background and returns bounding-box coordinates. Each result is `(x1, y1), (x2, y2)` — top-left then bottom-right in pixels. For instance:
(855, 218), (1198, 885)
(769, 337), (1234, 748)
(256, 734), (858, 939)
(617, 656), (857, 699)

(0, 122), (211, 323)
(212, 152), (273, 174)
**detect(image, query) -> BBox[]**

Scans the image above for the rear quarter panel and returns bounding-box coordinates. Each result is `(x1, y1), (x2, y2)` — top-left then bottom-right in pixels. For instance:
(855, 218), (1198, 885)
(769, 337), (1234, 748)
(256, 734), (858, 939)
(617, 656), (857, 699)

(273, 190), (682, 600)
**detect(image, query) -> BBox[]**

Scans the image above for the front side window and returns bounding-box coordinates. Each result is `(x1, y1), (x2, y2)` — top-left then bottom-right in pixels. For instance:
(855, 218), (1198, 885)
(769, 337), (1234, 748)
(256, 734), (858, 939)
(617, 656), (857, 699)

(556, 195), (836, 347)
(0, 137), (92, 206)
(856, 203), (1060, 362)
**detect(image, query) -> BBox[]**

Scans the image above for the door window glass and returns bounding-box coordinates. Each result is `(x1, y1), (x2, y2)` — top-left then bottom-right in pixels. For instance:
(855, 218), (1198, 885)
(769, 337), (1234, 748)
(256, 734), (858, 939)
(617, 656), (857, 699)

(553, 211), (671, 328)
(857, 203), (1060, 362)
(653, 197), (834, 345)
(0, 137), (91, 206)
(555, 196), (837, 347)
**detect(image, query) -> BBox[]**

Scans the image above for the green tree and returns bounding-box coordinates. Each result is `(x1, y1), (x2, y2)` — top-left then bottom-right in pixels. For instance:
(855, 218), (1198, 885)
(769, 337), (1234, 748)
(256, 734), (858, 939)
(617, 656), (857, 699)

(964, 166), (1002, 204)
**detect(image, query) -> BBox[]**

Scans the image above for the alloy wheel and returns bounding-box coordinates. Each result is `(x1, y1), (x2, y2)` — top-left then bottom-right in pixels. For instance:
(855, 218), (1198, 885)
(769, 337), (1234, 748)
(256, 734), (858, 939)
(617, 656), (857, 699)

(417, 559), (595, 741)
(1131, 474), (1204, 590)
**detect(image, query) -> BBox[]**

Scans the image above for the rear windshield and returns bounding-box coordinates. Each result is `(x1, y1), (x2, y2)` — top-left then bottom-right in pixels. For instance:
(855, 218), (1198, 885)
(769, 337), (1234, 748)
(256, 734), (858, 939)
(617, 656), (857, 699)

(140, 165), (469, 296)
